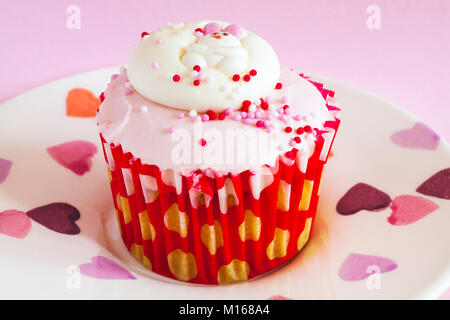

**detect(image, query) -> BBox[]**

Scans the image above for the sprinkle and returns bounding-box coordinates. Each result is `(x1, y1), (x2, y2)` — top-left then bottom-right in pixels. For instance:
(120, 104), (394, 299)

(281, 96), (288, 103)
(243, 118), (252, 125)
(249, 69), (257, 76)
(260, 101), (269, 110)
(141, 106), (148, 112)
(156, 38), (163, 44)
(266, 127), (272, 133)
(284, 108), (291, 115)
(193, 65), (201, 72)
(194, 116), (201, 122)
(289, 140), (297, 147)
(177, 113), (184, 119)
(285, 151), (294, 159)
(256, 120), (264, 127)
(240, 112), (248, 119)
(190, 71), (198, 78)
(241, 100), (251, 111)
(255, 110), (264, 119)
(275, 82), (283, 90)
(304, 125), (312, 133)
(193, 79), (200, 86)
(243, 74), (251, 82)
(195, 27), (203, 33)
(224, 107), (233, 116)
(277, 108), (284, 114)
(247, 112), (255, 119)
(249, 104), (257, 112)
(285, 126), (293, 133)
(168, 127), (175, 133)
(99, 92), (105, 102)
(265, 97), (272, 104)
(201, 114), (209, 122)
(206, 110), (217, 120)
(232, 74), (240, 82)
(152, 61), (159, 70)
(279, 115), (287, 121)
(200, 138), (207, 146)
(189, 110), (197, 117)
(296, 127), (304, 134)
(283, 104), (290, 110)
(203, 22), (221, 35)
(194, 31), (203, 38)
(266, 114), (273, 121)
(234, 114), (242, 121)
(197, 73), (205, 81)
(294, 136), (301, 143)
(141, 32), (149, 38)
(294, 115), (302, 121)
(263, 120), (270, 127)
(218, 112), (226, 120)
(173, 74), (181, 82)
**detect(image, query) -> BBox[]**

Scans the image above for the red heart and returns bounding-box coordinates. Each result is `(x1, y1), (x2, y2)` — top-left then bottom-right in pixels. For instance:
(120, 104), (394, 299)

(66, 88), (101, 118)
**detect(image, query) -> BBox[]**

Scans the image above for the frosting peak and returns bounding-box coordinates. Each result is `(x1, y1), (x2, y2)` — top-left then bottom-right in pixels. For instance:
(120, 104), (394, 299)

(127, 21), (280, 112)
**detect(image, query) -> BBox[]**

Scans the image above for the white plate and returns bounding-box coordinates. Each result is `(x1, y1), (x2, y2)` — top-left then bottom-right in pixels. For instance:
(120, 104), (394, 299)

(0, 67), (448, 299)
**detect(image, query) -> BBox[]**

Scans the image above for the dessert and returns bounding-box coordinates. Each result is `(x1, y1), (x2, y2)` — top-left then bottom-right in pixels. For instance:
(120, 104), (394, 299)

(96, 21), (340, 284)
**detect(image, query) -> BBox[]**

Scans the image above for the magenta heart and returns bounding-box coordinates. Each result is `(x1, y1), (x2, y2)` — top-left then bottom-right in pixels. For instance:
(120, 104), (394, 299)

(416, 168), (450, 200)
(336, 183), (391, 215)
(26, 202), (80, 235)
(47, 140), (97, 175)
(0, 158), (12, 183)
(388, 195), (438, 226)
(338, 253), (397, 281)
(0, 210), (31, 239)
(79, 256), (136, 280)
(390, 123), (439, 150)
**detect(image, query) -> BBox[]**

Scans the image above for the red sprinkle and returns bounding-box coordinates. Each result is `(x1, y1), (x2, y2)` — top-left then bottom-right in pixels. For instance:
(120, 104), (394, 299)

(284, 126), (293, 133)
(282, 104), (290, 110)
(243, 74), (251, 82)
(294, 136), (301, 143)
(249, 69), (257, 76)
(200, 138), (207, 146)
(260, 102), (269, 110)
(173, 74), (181, 82)
(193, 79), (200, 86)
(141, 32), (149, 38)
(285, 151), (294, 159)
(304, 125), (312, 133)
(193, 65), (201, 72)
(195, 28), (203, 33)
(296, 127), (305, 134)
(99, 92), (105, 102)
(207, 110), (217, 120)
(275, 82), (283, 90)
(218, 112), (226, 120)
(232, 74), (240, 82)
(241, 100), (251, 112)
(256, 120), (265, 127)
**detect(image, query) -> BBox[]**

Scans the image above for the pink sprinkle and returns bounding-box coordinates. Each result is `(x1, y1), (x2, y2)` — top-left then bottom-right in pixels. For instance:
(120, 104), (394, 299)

(168, 127), (175, 133)
(263, 120), (270, 127)
(203, 22), (221, 35)
(201, 114), (209, 122)
(244, 118), (252, 125)
(125, 88), (133, 95)
(152, 61), (159, 70)
(224, 107), (233, 116)
(279, 115), (287, 121)
(294, 115), (302, 121)
(197, 73), (205, 81)
(277, 108), (284, 114)
(240, 112), (248, 119)
(248, 112), (255, 119)
(266, 114), (273, 121)
(289, 140), (297, 147)
(281, 96), (288, 104)
(256, 120), (265, 127)
(156, 38), (163, 44)
(194, 31), (203, 38)
(194, 116), (201, 122)
(266, 127), (272, 133)
(177, 113), (184, 119)
(234, 114), (242, 121)
(284, 108), (291, 115)
(255, 110), (264, 119)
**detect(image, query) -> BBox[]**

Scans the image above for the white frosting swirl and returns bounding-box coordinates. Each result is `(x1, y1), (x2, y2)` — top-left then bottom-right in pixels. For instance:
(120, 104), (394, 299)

(127, 21), (280, 112)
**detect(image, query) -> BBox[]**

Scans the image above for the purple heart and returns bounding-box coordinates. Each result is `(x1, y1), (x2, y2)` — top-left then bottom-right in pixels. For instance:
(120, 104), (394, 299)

(416, 168), (450, 200)
(47, 140), (97, 176)
(390, 123), (439, 150)
(337, 183), (391, 215)
(26, 202), (80, 235)
(79, 256), (136, 280)
(338, 253), (398, 281)
(0, 158), (12, 183)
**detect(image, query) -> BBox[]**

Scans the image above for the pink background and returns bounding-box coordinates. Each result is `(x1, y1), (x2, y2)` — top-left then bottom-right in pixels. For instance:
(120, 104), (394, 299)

(1, 0), (449, 298)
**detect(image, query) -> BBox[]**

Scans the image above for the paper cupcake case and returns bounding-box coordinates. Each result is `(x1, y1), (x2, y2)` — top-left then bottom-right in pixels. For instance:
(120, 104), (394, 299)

(99, 80), (340, 285)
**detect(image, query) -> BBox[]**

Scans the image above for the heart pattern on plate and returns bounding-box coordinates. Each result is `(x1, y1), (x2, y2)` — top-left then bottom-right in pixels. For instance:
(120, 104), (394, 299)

(0, 158), (12, 183)
(79, 256), (136, 280)
(66, 88), (101, 118)
(0, 210), (31, 239)
(390, 123), (440, 150)
(388, 195), (439, 226)
(336, 183), (391, 215)
(338, 253), (398, 281)
(416, 168), (450, 200)
(26, 202), (81, 235)
(47, 140), (97, 176)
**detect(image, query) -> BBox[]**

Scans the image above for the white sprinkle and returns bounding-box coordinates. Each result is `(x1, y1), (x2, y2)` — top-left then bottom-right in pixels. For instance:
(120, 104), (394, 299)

(304, 114), (313, 122)
(190, 71), (198, 78)
(208, 76), (215, 83)
(249, 104), (257, 112)
(189, 110), (197, 117)
(142, 35), (150, 40)
(141, 106), (148, 112)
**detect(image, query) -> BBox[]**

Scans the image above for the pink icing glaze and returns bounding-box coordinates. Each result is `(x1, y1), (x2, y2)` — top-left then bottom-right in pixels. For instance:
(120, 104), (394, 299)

(96, 67), (335, 175)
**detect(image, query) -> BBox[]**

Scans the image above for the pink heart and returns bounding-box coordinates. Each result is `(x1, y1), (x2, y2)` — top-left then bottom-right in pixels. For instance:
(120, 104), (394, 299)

(0, 210), (31, 239)
(267, 295), (292, 300)
(388, 195), (439, 226)
(390, 123), (439, 150)
(0, 158), (12, 183)
(47, 140), (97, 175)
(79, 256), (136, 280)
(339, 253), (397, 281)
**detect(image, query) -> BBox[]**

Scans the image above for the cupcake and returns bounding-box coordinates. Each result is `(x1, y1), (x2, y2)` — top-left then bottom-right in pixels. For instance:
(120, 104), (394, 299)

(96, 21), (340, 284)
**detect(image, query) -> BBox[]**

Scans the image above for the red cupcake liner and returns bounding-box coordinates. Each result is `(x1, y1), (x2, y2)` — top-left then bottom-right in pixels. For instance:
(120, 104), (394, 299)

(98, 79), (340, 285)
